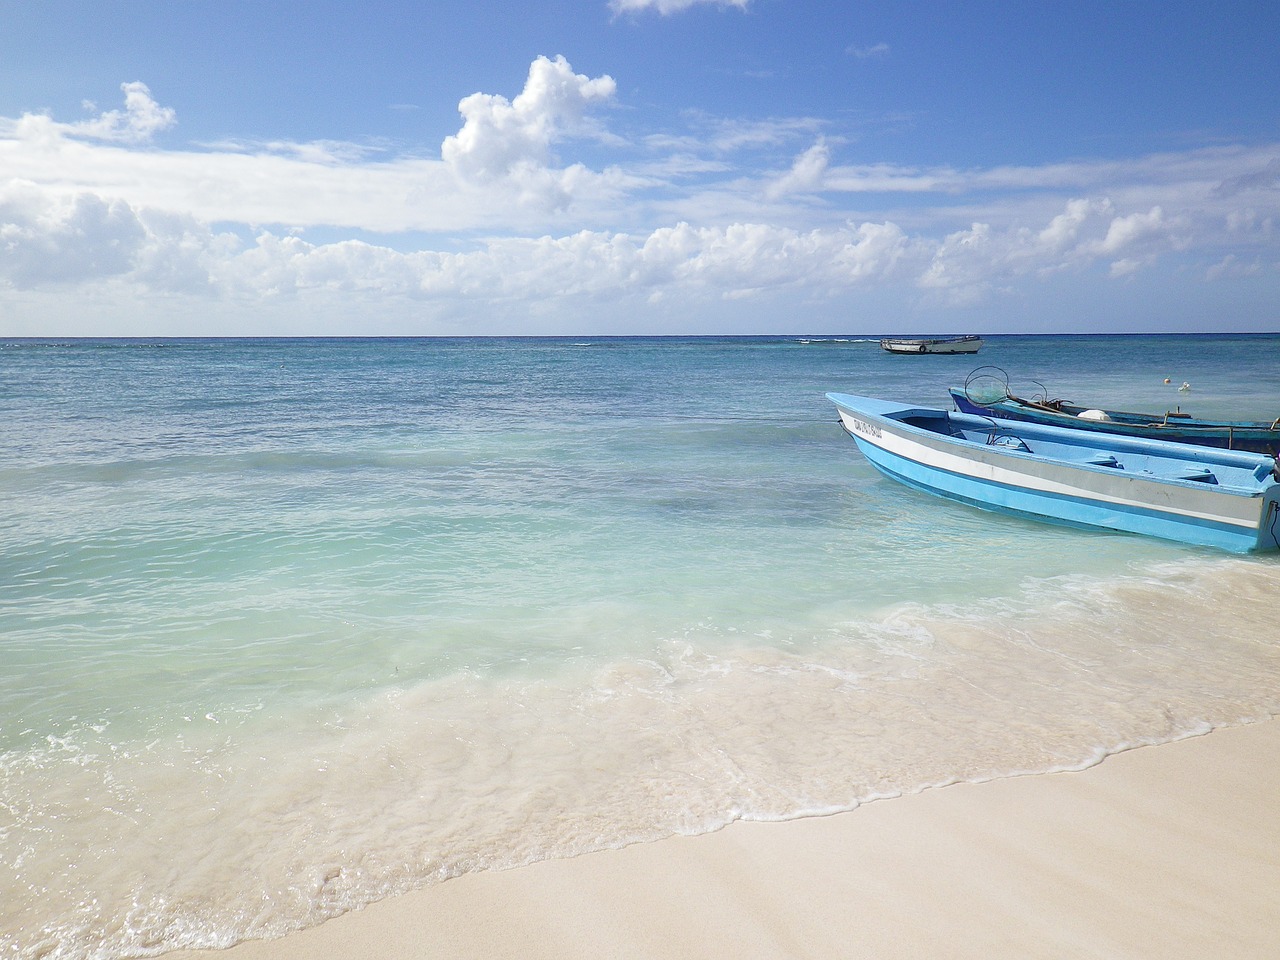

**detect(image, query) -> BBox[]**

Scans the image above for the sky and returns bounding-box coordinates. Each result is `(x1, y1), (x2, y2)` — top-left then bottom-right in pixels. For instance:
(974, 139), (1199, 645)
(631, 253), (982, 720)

(1, 0), (1278, 337)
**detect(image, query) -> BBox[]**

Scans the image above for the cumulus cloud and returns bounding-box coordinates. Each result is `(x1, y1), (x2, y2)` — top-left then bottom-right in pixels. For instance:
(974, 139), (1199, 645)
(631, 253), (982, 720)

(1036, 198), (1112, 253)
(1090, 206), (1169, 256)
(0, 173), (918, 305)
(79, 82), (177, 142)
(2, 61), (1279, 331)
(0, 165), (1263, 322)
(0, 181), (147, 286)
(0, 180), (240, 294)
(915, 198), (1195, 303)
(219, 220), (917, 303)
(917, 222), (997, 303)
(0, 59), (631, 233)
(6, 82), (176, 145)
(442, 55), (616, 182)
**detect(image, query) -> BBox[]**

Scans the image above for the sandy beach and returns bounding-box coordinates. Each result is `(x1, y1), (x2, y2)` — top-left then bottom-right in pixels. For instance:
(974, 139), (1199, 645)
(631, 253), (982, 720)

(172, 718), (1280, 960)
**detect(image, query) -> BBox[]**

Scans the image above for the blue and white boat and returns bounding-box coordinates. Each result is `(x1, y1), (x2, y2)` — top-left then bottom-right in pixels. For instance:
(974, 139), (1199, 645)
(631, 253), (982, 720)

(827, 392), (1280, 553)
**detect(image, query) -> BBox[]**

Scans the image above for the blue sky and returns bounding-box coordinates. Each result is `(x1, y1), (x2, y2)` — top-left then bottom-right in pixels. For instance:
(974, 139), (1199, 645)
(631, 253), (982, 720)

(2, 0), (1278, 336)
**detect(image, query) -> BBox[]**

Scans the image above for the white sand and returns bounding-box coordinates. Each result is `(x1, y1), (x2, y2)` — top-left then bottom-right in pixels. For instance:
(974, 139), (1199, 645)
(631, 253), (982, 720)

(176, 719), (1280, 960)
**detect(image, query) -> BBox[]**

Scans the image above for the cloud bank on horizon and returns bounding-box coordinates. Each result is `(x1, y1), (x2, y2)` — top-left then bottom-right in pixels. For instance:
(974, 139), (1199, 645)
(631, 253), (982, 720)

(1, 2), (1278, 336)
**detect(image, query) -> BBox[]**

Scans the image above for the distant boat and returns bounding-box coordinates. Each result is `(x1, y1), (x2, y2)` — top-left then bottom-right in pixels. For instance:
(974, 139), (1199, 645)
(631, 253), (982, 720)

(950, 368), (1280, 456)
(880, 335), (983, 355)
(826, 392), (1280, 553)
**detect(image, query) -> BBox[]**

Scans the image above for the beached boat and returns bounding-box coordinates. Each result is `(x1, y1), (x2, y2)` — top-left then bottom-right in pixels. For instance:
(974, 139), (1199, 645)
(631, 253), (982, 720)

(880, 335), (983, 355)
(949, 387), (1280, 456)
(827, 392), (1280, 553)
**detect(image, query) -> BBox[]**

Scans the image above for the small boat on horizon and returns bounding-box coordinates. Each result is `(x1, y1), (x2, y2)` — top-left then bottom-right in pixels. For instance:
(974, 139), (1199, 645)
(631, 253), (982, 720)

(879, 335), (983, 355)
(827, 392), (1280, 553)
(949, 368), (1280, 456)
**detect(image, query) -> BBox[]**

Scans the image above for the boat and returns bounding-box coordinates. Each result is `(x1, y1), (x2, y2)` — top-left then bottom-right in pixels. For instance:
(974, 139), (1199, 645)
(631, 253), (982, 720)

(826, 392), (1280, 553)
(879, 335), (983, 355)
(950, 368), (1280, 456)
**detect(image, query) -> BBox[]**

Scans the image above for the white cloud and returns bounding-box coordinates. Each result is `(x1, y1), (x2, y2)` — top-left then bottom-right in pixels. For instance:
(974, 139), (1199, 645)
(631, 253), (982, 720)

(1108, 257), (1144, 278)
(822, 162), (955, 194)
(648, 115), (825, 156)
(609, 0), (748, 15)
(1225, 208), (1275, 238)
(1205, 254), (1264, 281)
(9, 81), (177, 145)
(223, 220), (917, 303)
(1211, 157), (1280, 198)
(0, 175), (919, 306)
(916, 199), (1194, 303)
(1036, 198), (1112, 253)
(917, 222), (996, 303)
(0, 63), (633, 234)
(0, 181), (148, 286)
(442, 55), (617, 183)
(841, 221), (915, 278)
(2, 60), (1279, 333)
(1090, 206), (1168, 256)
(848, 43), (890, 59)
(0, 169), (1269, 324)
(766, 140), (830, 199)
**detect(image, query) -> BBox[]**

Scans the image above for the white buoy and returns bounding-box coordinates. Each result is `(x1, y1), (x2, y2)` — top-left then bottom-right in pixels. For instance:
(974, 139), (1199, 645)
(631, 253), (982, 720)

(1179, 381), (1191, 392)
(1078, 409), (1113, 422)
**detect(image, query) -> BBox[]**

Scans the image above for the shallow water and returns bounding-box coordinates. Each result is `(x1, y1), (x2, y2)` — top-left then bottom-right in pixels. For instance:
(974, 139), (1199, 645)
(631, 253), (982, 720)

(2, 335), (1278, 958)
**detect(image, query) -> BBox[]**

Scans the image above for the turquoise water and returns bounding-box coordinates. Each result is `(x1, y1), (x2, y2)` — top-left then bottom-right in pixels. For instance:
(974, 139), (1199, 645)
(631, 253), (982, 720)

(3, 335), (1279, 958)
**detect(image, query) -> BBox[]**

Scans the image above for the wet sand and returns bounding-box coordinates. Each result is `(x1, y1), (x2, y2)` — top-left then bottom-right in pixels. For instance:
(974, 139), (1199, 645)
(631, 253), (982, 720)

(175, 719), (1280, 960)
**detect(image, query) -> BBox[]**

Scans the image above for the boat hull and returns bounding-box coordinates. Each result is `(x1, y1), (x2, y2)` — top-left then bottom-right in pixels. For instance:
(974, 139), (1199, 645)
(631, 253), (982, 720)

(950, 388), (1280, 456)
(828, 393), (1280, 553)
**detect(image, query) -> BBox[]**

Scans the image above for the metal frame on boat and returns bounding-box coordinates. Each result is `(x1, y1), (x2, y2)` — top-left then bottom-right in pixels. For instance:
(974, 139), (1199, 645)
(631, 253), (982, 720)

(827, 392), (1280, 553)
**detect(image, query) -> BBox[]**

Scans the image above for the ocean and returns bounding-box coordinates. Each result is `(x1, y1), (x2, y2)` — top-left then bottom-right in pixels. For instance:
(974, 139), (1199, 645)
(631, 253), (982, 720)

(3, 334), (1279, 958)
